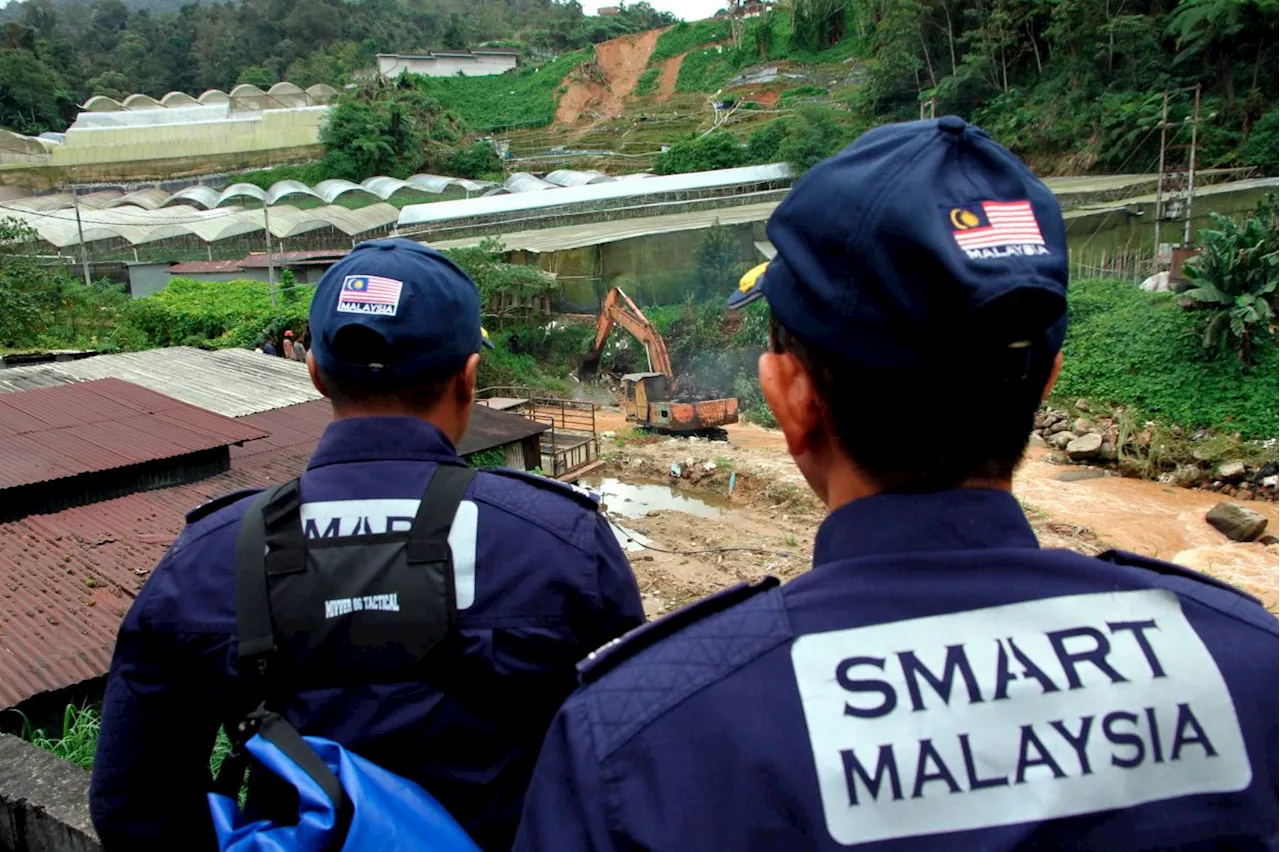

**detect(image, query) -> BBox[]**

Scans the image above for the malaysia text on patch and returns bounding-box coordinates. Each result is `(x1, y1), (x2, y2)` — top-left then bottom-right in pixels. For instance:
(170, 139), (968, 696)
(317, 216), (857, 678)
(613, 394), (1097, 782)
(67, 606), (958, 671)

(949, 200), (1050, 261)
(337, 274), (405, 316)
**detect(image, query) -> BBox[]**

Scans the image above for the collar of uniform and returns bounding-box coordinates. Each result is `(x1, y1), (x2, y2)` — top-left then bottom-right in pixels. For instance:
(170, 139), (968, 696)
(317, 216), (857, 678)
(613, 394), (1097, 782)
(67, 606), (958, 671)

(813, 488), (1038, 566)
(307, 416), (460, 469)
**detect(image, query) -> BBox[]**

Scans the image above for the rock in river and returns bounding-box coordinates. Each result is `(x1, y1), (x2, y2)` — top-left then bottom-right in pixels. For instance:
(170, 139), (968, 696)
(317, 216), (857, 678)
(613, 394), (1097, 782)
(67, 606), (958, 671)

(1205, 502), (1269, 543)
(1065, 432), (1103, 461)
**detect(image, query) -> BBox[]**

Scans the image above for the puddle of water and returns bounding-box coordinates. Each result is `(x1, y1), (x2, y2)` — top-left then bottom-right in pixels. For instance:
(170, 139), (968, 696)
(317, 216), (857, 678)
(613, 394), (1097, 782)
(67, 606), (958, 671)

(610, 522), (654, 552)
(585, 477), (727, 520)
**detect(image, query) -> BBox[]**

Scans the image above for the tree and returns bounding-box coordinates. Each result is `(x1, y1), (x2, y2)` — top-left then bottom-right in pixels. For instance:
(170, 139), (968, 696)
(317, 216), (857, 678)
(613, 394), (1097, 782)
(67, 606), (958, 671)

(777, 106), (850, 173)
(696, 221), (741, 300)
(1180, 200), (1279, 367)
(0, 48), (70, 134)
(442, 13), (467, 50)
(446, 140), (503, 180)
(0, 219), (43, 347)
(653, 132), (746, 175)
(85, 70), (131, 100)
(237, 64), (276, 88)
(319, 82), (465, 180)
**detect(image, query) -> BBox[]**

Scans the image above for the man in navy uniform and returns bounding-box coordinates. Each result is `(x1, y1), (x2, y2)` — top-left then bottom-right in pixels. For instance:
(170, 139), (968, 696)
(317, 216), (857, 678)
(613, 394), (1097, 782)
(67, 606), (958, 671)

(90, 238), (646, 851)
(513, 118), (1279, 850)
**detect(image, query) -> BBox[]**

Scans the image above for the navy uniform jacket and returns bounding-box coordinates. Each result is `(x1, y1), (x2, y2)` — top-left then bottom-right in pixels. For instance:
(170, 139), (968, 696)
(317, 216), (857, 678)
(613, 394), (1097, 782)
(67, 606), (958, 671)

(514, 489), (1279, 851)
(90, 416), (645, 852)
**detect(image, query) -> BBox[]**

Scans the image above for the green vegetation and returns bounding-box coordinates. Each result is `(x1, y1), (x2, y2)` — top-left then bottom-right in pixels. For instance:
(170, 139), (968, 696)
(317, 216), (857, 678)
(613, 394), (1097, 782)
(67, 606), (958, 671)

(0, 0), (672, 135)
(463, 447), (507, 468)
(14, 703), (100, 769)
(318, 81), (467, 181)
(125, 279), (314, 350)
(634, 67), (661, 96)
(17, 701), (238, 788)
(1180, 199), (1278, 366)
(696, 221), (741, 300)
(1056, 278), (1278, 439)
(779, 85), (829, 102)
(0, 220), (131, 352)
(648, 19), (732, 64)
(409, 50), (591, 133)
(654, 106), (856, 176)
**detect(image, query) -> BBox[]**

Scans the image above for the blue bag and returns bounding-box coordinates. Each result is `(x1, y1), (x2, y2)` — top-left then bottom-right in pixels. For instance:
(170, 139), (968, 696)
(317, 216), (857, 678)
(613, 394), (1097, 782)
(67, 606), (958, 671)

(209, 710), (479, 852)
(211, 467), (482, 851)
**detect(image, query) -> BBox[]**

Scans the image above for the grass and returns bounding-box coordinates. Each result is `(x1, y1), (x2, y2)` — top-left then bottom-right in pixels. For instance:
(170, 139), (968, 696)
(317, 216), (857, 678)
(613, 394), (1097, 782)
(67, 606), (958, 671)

(17, 700), (244, 801)
(414, 49), (592, 132)
(16, 703), (100, 770)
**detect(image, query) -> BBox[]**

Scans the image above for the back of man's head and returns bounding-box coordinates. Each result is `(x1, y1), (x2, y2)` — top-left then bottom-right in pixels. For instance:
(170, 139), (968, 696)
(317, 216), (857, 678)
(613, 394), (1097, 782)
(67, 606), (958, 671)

(731, 117), (1068, 504)
(306, 238), (493, 441)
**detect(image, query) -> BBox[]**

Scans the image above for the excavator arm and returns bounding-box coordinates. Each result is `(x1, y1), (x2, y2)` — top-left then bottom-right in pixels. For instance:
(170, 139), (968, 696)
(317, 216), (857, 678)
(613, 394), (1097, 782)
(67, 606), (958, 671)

(578, 286), (675, 380)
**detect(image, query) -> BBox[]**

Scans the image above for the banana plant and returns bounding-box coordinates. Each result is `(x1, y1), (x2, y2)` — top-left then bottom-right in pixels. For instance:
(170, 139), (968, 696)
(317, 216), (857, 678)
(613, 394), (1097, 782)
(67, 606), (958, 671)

(1180, 200), (1279, 367)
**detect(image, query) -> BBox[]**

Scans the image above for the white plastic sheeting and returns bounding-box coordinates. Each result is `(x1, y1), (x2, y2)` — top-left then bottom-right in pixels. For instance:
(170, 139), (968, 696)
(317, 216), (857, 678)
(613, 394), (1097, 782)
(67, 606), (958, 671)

(503, 172), (558, 193)
(544, 170), (615, 187)
(3, 202), (400, 248)
(398, 163), (793, 229)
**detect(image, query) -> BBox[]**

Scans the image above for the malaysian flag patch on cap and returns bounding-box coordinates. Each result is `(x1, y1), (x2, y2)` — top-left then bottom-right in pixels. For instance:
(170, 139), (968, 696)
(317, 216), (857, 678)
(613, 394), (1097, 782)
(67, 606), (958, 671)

(948, 200), (1049, 261)
(337, 275), (404, 316)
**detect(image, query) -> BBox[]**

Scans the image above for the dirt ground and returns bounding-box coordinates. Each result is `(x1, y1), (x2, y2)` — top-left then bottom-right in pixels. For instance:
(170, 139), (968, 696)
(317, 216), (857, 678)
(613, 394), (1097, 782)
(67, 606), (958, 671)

(591, 410), (1279, 615)
(555, 28), (665, 128)
(655, 53), (685, 104)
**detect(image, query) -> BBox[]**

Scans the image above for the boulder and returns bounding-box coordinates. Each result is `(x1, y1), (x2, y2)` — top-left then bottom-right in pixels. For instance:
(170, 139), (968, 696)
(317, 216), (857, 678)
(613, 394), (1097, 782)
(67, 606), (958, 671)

(1259, 534), (1279, 546)
(1170, 464), (1203, 488)
(1236, 490), (1254, 501)
(1262, 475), (1278, 490)
(1072, 417), (1095, 436)
(1027, 432), (1047, 448)
(1099, 441), (1118, 461)
(1075, 399), (1091, 412)
(1205, 502), (1269, 542)
(1066, 432), (1103, 461)
(1215, 461), (1247, 481)
(1047, 431), (1075, 450)
(1047, 421), (1070, 436)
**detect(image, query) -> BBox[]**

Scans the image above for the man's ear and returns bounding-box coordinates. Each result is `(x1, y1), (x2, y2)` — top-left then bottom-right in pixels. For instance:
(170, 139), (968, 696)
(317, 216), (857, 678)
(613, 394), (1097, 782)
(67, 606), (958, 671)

(456, 353), (480, 406)
(1041, 350), (1064, 402)
(307, 351), (328, 398)
(758, 351), (821, 457)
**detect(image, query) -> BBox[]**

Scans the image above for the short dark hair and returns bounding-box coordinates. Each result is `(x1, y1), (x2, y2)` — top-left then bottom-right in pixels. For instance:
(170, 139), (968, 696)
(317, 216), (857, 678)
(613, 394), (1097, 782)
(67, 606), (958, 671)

(320, 325), (462, 413)
(769, 316), (1052, 492)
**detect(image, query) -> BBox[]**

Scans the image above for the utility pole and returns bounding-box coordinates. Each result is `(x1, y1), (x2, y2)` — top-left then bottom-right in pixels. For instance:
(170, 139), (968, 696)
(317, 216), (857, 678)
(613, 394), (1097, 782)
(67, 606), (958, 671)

(71, 190), (91, 286)
(263, 203), (276, 308)
(1153, 90), (1170, 261)
(1182, 82), (1201, 245)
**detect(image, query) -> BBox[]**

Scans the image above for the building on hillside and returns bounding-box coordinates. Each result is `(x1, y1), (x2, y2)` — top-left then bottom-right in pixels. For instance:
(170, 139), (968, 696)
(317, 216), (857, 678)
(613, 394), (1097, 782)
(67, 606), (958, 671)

(375, 49), (519, 79)
(0, 346), (561, 713)
(597, 5), (621, 14)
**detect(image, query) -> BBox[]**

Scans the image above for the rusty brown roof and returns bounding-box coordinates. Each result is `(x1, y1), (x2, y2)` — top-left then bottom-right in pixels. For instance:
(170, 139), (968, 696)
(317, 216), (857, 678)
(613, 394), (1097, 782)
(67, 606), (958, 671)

(0, 398), (551, 707)
(0, 378), (266, 491)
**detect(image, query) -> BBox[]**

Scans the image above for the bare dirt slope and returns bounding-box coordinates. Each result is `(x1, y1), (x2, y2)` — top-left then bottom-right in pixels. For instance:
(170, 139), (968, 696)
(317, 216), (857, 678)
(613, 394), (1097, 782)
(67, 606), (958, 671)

(593, 411), (1278, 614)
(655, 53), (685, 103)
(555, 28), (666, 127)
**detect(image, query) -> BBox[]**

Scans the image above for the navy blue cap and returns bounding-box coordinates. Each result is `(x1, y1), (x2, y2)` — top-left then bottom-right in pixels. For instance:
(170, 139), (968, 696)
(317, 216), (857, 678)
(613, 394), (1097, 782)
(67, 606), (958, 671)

(731, 116), (1068, 372)
(310, 238), (492, 385)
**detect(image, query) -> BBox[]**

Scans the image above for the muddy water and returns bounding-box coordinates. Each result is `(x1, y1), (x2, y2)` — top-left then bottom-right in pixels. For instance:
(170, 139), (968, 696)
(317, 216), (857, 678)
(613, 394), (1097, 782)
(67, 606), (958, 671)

(586, 477), (727, 519)
(1016, 448), (1279, 607)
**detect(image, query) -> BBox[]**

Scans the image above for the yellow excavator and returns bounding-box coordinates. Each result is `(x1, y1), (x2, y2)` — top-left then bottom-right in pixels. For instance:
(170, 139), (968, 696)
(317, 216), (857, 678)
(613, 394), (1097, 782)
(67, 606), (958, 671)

(579, 287), (739, 435)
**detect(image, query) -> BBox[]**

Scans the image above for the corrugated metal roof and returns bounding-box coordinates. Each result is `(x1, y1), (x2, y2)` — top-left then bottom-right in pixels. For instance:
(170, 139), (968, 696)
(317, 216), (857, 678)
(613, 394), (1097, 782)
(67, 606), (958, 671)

(0, 378), (267, 490)
(399, 163), (793, 229)
(168, 259), (243, 274)
(231, 398), (550, 458)
(0, 348), (323, 416)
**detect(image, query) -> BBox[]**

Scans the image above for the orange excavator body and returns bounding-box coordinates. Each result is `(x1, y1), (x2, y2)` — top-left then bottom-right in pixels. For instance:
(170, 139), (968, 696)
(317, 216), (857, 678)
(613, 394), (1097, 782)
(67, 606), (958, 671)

(579, 287), (739, 434)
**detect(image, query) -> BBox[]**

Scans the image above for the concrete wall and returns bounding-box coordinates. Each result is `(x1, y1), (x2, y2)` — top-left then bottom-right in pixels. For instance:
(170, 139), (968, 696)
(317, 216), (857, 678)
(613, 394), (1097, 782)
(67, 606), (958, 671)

(0, 736), (101, 852)
(49, 108), (329, 168)
(512, 221), (762, 313)
(377, 53), (517, 78)
(126, 263), (171, 298)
